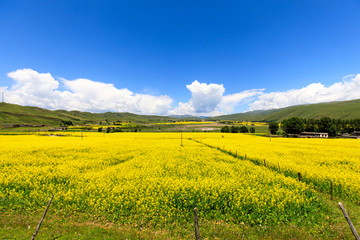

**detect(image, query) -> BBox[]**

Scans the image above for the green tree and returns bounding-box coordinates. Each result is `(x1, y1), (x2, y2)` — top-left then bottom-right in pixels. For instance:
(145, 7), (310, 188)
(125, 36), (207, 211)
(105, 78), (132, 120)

(268, 122), (279, 134)
(231, 126), (239, 133)
(304, 119), (317, 132)
(98, 127), (103, 132)
(221, 126), (230, 133)
(61, 120), (73, 126)
(239, 126), (249, 133)
(317, 117), (337, 137)
(318, 117), (332, 133)
(250, 127), (255, 133)
(281, 118), (304, 134)
(328, 125), (338, 137)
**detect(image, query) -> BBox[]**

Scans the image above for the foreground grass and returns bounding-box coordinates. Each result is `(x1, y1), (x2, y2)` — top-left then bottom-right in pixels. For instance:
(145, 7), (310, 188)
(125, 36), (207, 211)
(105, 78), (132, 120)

(1, 192), (359, 240)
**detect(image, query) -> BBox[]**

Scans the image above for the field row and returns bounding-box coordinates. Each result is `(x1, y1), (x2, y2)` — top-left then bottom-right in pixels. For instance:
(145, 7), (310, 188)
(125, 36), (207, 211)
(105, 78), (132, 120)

(192, 133), (360, 204)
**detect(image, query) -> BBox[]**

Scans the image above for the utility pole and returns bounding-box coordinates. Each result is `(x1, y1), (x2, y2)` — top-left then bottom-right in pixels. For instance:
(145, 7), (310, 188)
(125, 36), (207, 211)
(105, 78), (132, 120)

(181, 130), (183, 147)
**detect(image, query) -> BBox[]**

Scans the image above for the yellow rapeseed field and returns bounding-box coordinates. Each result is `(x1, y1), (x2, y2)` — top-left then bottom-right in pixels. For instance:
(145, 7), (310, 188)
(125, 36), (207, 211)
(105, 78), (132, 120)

(154, 121), (215, 125)
(194, 133), (360, 204)
(0, 132), (324, 225)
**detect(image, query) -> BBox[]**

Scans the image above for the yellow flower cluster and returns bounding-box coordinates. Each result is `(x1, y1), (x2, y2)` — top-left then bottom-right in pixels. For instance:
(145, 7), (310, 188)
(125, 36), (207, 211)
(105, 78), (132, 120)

(233, 121), (268, 126)
(154, 121), (215, 125)
(195, 133), (360, 203)
(0, 133), (324, 225)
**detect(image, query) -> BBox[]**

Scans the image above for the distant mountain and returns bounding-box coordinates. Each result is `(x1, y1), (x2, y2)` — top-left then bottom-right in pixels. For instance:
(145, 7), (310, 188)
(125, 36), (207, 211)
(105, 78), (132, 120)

(208, 99), (360, 122)
(2, 98), (360, 126)
(168, 115), (205, 120)
(0, 102), (175, 126)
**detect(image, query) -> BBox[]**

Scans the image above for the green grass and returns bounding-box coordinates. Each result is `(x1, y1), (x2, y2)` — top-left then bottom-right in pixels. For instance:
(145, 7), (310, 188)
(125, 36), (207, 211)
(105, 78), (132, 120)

(1, 191), (359, 239)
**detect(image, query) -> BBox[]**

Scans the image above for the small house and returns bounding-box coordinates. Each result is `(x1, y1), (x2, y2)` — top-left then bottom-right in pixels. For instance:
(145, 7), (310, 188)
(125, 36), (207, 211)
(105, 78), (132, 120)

(300, 132), (328, 138)
(53, 126), (68, 131)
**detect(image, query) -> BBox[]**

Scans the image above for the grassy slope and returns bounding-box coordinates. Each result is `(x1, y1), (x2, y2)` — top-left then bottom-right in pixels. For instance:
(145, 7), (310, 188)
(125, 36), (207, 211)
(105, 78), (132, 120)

(2, 98), (360, 126)
(0, 103), (175, 125)
(210, 99), (360, 122)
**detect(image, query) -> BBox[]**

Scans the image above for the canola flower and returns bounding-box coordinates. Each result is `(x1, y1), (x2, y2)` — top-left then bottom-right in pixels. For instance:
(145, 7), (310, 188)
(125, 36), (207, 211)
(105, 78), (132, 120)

(232, 121), (268, 126)
(0, 133), (324, 225)
(194, 133), (360, 203)
(154, 121), (215, 125)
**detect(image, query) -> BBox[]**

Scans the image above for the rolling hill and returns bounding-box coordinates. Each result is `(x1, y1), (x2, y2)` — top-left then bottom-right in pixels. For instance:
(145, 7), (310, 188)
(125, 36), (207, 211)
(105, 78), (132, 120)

(209, 99), (360, 122)
(0, 102), (176, 126)
(1, 98), (360, 126)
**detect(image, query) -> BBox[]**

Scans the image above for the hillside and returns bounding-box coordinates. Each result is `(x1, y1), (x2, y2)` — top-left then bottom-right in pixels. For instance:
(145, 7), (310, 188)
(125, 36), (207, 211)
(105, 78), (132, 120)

(0, 103), (175, 126)
(209, 99), (360, 122)
(2, 99), (360, 126)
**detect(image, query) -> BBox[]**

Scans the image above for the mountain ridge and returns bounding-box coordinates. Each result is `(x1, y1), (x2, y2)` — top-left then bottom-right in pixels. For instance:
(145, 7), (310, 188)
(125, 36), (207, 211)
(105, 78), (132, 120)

(1, 98), (360, 126)
(209, 99), (360, 121)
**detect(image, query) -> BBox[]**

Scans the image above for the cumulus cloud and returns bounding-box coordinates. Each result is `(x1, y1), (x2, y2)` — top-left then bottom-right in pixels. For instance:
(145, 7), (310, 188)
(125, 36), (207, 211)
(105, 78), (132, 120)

(8, 68), (359, 116)
(8, 69), (59, 97)
(218, 90), (265, 113)
(186, 80), (225, 113)
(169, 80), (263, 116)
(3, 69), (173, 115)
(249, 74), (360, 111)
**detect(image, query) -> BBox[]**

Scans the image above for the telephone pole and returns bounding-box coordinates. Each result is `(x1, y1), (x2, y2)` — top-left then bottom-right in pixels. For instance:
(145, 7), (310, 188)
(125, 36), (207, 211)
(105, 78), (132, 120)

(181, 130), (183, 147)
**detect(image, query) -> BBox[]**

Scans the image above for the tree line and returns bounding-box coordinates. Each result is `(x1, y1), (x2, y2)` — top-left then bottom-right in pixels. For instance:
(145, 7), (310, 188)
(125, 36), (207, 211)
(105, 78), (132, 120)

(279, 117), (360, 137)
(221, 125), (256, 133)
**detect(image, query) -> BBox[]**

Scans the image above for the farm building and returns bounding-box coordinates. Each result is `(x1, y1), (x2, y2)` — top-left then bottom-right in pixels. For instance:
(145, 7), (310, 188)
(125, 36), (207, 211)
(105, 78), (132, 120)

(53, 126), (68, 131)
(2, 124), (20, 128)
(300, 132), (328, 138)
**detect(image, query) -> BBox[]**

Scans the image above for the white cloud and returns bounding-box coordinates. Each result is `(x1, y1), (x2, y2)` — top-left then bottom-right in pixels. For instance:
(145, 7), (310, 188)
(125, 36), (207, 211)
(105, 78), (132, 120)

(218, 90), (265, 113)
(249, 74), (360, 111)
(169, 80), (263, 116)
(186, 80), (225, 113)
(3, 69), (173, 115)
(342, 74), (355, 80)
(8, 68), (359, 116)
(8, 69), (59, 97)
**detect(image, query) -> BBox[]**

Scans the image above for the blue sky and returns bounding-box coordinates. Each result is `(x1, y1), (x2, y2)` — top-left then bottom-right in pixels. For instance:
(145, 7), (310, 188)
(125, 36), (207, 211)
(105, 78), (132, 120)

(1, 1), (360, 116)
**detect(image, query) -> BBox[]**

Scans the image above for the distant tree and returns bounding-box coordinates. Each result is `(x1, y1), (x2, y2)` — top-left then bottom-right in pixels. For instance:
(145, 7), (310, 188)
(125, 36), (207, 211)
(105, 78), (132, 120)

(231, 126), (239, 133)
(221, 126), (230, 133)
(304, 119), (317, 132)
(239, 126), (249, 133)
(61, 120), (73, 126)
(328, 125), (338, 137)
(281, 118), (304, 134)
(112, 127), (123, 132)
(250, 127), (255, 133)
(343, 119), (354, 134)
(106, 127), (111, 133)
(98, 127), (103, 132)
(335, 119), (344, 133)
(268, 122), (279, 134)
(318, 117), (333, 132)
